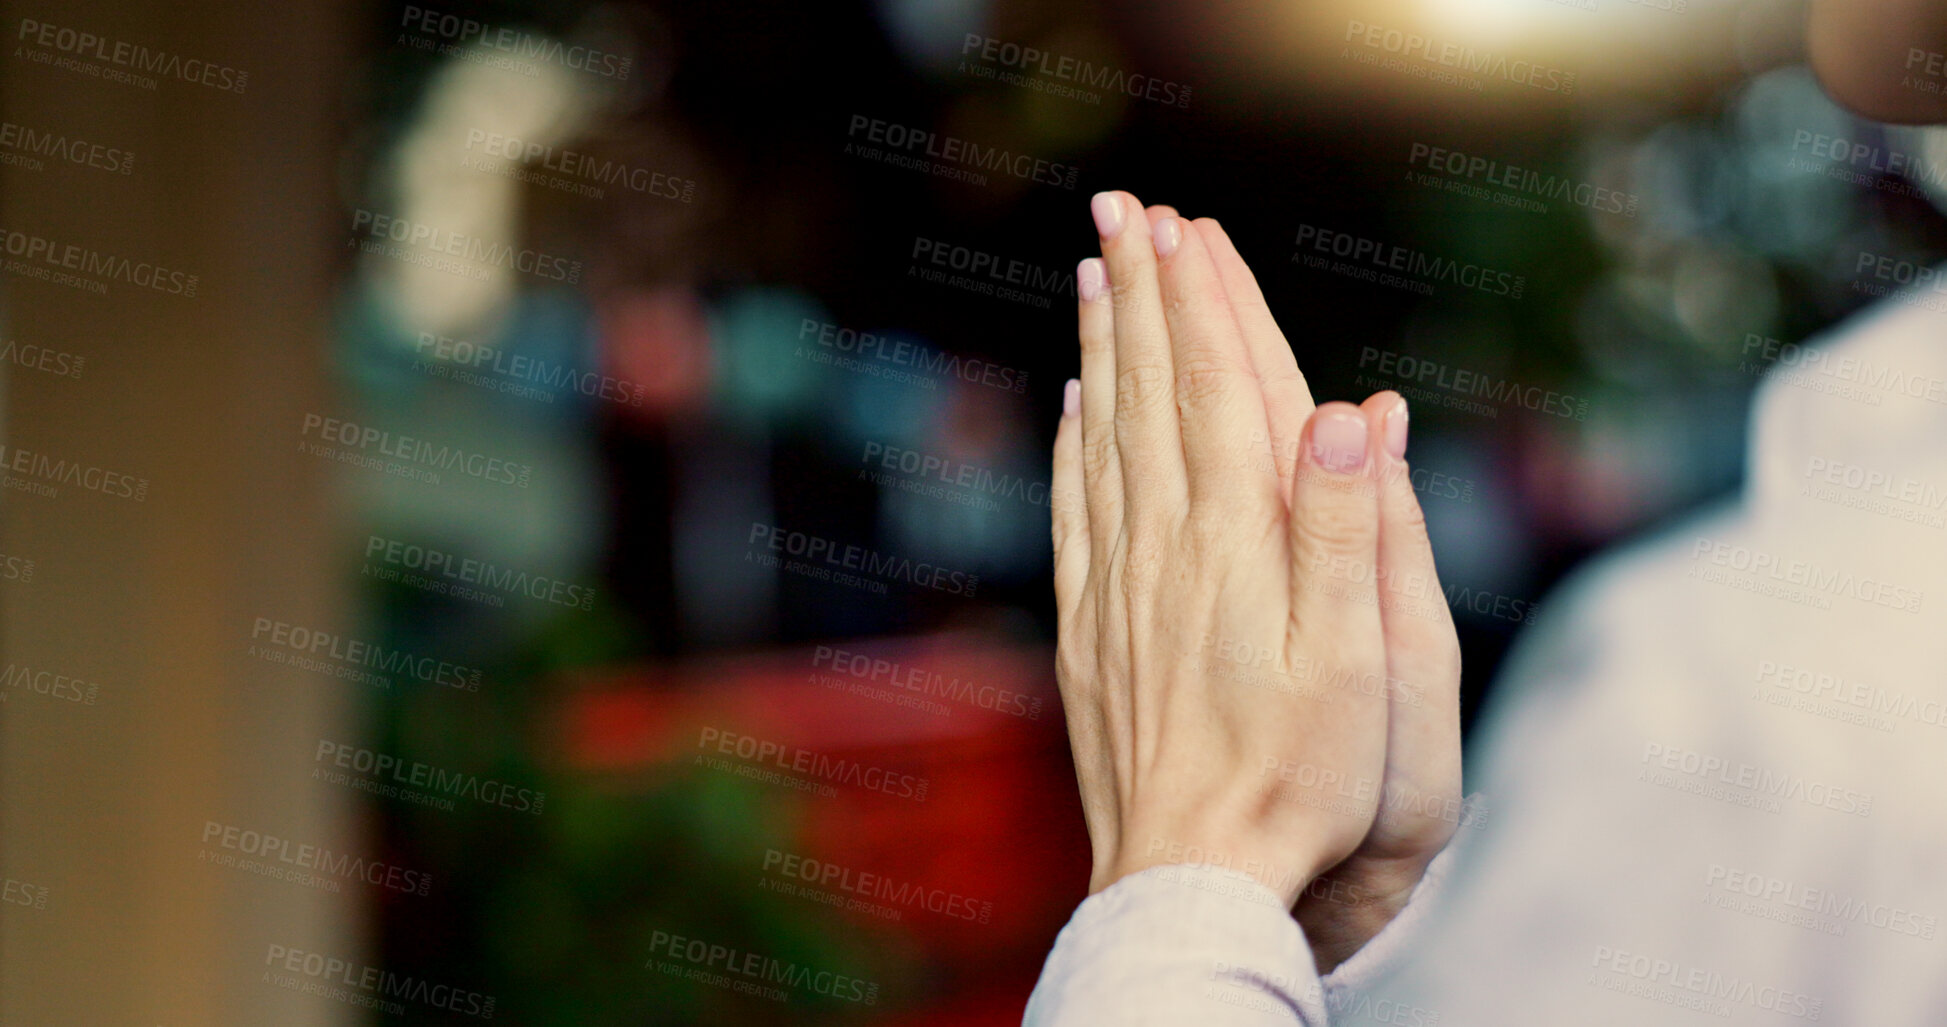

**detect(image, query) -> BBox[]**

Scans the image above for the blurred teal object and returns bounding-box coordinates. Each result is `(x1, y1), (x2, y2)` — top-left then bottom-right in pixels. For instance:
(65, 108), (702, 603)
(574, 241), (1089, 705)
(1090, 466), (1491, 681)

(711, 288), (829, 430)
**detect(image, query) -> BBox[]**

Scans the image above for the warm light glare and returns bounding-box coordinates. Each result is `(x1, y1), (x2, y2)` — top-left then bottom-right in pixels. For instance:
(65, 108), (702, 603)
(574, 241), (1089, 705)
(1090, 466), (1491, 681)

(377, 43), (604, 340)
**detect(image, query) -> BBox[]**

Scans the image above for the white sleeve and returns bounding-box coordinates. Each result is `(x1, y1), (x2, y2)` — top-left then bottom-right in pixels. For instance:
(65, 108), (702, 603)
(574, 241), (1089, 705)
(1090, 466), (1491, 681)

(1023, 864), (1330, 1026)
(1023, 836), (1468, 1027)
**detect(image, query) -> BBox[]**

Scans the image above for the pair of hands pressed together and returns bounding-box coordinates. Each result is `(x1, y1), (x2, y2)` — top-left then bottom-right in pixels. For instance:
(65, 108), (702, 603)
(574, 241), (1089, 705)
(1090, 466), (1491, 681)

(1049, 191), (1464, 971)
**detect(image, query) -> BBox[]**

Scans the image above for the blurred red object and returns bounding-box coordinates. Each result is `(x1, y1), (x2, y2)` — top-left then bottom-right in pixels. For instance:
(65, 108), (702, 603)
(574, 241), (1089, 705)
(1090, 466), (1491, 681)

(557, 631), (1090, 1023)
(599, 285), (713, 420)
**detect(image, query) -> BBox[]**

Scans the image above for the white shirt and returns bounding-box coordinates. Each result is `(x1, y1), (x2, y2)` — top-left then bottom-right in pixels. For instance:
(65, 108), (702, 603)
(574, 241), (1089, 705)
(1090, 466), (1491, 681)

(1026, 283), (1947, 1025)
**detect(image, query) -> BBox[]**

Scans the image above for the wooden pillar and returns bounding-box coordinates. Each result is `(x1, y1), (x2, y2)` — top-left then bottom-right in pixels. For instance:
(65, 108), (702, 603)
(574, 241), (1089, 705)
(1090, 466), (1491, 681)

(1, 0), (357, 1022)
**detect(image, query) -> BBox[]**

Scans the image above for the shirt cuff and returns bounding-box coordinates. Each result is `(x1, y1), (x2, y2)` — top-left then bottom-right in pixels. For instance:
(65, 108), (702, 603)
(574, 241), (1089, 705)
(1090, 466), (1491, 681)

(1025, 863), (1330, 1026)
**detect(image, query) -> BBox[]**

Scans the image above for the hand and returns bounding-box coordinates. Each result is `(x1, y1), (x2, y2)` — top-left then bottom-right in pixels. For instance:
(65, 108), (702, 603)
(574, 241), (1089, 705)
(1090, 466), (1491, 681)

(1187, 216), (1463, 972)
(1287, 390), (1464, 972)
(1050, 194), (1463, 964)
(1051, 189), (1400, 905)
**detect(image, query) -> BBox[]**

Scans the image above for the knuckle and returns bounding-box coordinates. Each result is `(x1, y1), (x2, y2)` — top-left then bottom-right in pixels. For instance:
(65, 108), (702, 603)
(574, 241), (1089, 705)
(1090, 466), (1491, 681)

(1386, 475), (1433, 542)
(1260, 364), (1309, 394)
(1111, 289), (1160, 325)
(1106, 260), (1151, 301)
(1080, 432), (1118, 482)
(1292, 499), (1377, 561)
(1116, 362), (1173, 415)
(1051, 509), (1082, 555)
(1173, 356), (1245, 408)
(1163, 272), (1227, 315)
(1078, 316), (1112, 357)
(1106, 277), (1154, 319)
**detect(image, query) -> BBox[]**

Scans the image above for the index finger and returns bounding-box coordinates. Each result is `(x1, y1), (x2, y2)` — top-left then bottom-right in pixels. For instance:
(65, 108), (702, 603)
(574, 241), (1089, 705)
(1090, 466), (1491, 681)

(1194, 219), (1315, 496)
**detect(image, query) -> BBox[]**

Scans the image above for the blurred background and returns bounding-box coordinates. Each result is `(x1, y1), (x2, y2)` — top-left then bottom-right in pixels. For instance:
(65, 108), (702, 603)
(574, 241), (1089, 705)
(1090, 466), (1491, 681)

(4, 0), (1943, 1022)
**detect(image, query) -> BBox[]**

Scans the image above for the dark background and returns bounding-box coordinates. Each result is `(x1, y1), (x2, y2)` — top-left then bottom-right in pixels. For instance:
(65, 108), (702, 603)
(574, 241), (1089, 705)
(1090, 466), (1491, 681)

(5, 0), (1941, 1022)
(345, 1), (1939, 1023)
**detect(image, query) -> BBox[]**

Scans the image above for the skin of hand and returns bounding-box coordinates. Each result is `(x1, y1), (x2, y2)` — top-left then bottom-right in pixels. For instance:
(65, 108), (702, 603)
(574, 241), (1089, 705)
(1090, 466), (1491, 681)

(1049, 191), (1462, 929)
(1196, 222), (1465, 972)
(1159, 216), (1463, 968)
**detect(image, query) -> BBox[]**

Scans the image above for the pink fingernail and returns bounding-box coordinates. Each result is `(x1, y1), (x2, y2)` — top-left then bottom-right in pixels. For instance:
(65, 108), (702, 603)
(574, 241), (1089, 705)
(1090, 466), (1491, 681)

(1077, 258), (1105, 302)
(1090, 192), (1125, 239)
(1153, 217), (1183, 258)
(1063, 378), (1081, 418)
(1384, 398), (1409, 460)
(1309, 408), (1369, 473)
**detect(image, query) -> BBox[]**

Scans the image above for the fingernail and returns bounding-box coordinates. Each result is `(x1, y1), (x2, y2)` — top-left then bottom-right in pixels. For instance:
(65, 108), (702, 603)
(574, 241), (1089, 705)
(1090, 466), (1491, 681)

(1090, 192), (1125, 239)
(1384, 398), (1409, 460)
(1077, 258), (1105, 302)
(1153, 217), (1183, 258)
(1063, 378), (1081, 418)
(1309, 408), (1369, 473)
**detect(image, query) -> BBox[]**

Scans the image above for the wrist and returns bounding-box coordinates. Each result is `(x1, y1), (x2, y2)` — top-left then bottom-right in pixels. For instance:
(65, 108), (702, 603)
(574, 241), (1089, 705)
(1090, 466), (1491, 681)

(1292, 856), (1428, 973)
(1095, 839), (1321, 907)
(1096, 860), (1308, 909)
